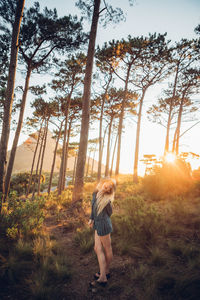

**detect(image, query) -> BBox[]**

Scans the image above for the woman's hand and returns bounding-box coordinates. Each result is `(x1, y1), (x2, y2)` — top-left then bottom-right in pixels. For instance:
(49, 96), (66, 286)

(88, 219), (94, 228)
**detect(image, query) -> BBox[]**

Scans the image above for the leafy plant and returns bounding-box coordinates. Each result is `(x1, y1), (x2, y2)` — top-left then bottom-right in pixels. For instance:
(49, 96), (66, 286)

(113, 196), (164, 254)
(2, 196), (45, 239)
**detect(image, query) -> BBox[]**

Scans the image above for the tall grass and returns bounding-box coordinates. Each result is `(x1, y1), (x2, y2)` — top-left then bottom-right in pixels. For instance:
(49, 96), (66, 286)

(74, 227), (94, 254)
(112, 195), (164, 255)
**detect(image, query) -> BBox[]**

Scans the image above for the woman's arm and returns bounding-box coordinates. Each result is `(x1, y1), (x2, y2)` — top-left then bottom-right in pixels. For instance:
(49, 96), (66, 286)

(104, 201), (112, 217)
(88, 204), (94, 228)
(89, 192), (96, 220)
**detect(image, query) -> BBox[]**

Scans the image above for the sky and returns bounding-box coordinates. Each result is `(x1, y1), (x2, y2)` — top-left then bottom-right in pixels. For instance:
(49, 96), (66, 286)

(11, 0), (200, 174)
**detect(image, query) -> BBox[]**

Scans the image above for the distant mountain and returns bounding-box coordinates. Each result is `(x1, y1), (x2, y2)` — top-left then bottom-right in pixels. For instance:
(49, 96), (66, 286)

(7, 131), (104, 174)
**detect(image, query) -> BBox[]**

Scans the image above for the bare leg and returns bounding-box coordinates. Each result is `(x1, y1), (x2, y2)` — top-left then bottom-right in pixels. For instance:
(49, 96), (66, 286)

(94, 230), (107, 282)
(100, 233), (113, 274)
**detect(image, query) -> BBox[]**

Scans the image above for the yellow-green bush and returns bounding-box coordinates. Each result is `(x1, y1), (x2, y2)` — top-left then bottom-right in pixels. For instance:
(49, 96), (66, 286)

(142, 159), (192, 200)
(1, 196), (45, 239)
(10, 172), (45, 196)
(112, 196), (164, 254)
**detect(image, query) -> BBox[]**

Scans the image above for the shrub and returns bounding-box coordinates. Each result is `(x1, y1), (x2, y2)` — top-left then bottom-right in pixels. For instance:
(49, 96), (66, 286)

(112, 196), (164, 254)
(45, 189), (72, 211)
(10, 172), (45, 196)
(2, 196), (45, 239)
(142, 158), (192, 200)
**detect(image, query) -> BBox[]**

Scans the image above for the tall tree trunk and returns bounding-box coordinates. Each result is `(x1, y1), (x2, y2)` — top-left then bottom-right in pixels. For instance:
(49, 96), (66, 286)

(133, 89), (147, 183)
(48, 121), (63, 195)
(62, 121), (72, 191)
(175, 94), (185, 155)
(0, 0), (25, 210)
(105, 117), (113, 177)
(115, 66), (131, 176)
(26, 122), (43, 196)
(32, 126), (45, 199)
(110, 133), (118, 176)
(101, 125), (108, 175)
(5, 66), (32, 199)
(58, 99), (71, 195)
(91, 143), (97, 177)
(164, 65), (179, 154)
(172, 128), (178, 153)
(72, 0), (101, 203)
(97, 75), (112, 180)
(57, 118), (67, 194)
(72, 155), (77, 185)
(37, 120), (49, 195)
(86, 151), (92, 177)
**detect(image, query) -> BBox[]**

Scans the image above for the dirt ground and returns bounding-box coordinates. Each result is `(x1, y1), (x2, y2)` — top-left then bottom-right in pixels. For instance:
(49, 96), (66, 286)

(45, 217), (135, 300)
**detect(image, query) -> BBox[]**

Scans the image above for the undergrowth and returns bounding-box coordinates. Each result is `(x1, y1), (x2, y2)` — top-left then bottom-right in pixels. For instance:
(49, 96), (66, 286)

(1, 173), (200, 299)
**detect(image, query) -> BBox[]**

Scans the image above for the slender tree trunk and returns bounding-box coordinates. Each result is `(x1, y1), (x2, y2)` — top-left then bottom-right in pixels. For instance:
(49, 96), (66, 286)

(37, 120), (49, 195)
(164, 65), (179, 154)
(57, 121), (67, 193)
(97, 76), (112, 180)
(172, 128), (178, 153)
(72, 0), (101, 203)
(175, 94), (185, 155)
(91, 143), (97, 177)
(115, 66), (131, 176)
(72, 155), (77, 185)
(0, 0), (25, 210)
(57, 119), (67, 194)
(86, 151), (92, 177)
(101, 125), (108, 175)
(105, 117), (113, 177)
(164, 103), (173, 154)
(48, 122), (63, 195)
(62, 121), (72, 191)
(110, 133), (118, 176)
(133, 89), (147, 183)
(32, 126), (45, 199)
(58, 99), (71, 195)
(5, 67), (32, 199)
(26, 122), (43, 196)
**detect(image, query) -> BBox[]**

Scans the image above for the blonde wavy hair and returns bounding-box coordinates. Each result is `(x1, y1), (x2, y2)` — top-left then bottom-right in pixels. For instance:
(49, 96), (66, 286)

(95, 178), (116, 216)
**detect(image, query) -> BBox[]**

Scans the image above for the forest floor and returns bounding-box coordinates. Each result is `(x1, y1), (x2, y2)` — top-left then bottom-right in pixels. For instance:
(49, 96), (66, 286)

(2, 175), (200, 299)
(44, 215), (135, 300)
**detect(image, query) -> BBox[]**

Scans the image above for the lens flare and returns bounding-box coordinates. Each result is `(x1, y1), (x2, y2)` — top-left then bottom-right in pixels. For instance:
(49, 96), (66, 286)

(165, 152), (176, 163)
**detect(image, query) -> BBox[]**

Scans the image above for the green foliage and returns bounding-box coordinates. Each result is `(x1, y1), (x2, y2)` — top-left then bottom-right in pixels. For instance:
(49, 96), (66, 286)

(45, 188), (72, 210)
(1, 196), (45, 239)
(112, 196), (164, 254)
(10, 172), (45, 196)
(10, 172), (30, 195)
(2, 175), (200, 300)
(142, 158), (192, 200)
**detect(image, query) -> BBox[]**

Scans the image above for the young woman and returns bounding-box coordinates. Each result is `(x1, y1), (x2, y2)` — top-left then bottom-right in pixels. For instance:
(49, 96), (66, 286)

(89, 178), (116, 287)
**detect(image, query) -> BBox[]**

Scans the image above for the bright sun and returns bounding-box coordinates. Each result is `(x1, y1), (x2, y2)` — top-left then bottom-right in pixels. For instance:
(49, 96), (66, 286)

(165, 152), (176, 163)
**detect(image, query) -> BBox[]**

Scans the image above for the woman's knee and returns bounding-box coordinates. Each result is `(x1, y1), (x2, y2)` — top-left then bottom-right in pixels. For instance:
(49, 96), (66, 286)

(94, 244), (102, 254)
(94, 245), (97, 253)
(105, 247), (113, 260)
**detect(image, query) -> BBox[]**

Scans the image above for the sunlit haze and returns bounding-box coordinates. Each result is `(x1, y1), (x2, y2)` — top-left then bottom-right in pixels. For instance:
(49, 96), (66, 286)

(10, 0), (200, 175)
